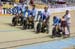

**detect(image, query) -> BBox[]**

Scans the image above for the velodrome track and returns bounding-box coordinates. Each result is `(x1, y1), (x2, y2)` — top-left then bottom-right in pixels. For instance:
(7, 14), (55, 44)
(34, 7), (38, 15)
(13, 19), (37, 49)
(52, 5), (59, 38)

(0, 10), (75, 49)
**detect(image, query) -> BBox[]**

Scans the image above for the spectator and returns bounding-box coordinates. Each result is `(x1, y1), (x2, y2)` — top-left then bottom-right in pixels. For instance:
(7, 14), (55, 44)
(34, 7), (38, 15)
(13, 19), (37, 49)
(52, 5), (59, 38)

(30, 0), (34, 5)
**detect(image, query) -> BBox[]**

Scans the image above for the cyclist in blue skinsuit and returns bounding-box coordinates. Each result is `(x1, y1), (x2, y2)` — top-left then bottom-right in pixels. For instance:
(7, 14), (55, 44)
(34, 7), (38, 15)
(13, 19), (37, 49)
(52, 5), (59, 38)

(31, 5), (37, 18)
(22, 6), (31, 29)
(29, 5), (37, 29)
(53, 16), (61, 26)
(22, 6), (31, 18)
(41, 7), (50, 33)
(52, 16), (61, 37)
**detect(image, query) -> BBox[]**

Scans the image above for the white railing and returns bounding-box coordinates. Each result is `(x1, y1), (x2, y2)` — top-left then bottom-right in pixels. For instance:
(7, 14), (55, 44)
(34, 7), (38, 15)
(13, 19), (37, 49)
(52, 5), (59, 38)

(37, 6), (75, 13)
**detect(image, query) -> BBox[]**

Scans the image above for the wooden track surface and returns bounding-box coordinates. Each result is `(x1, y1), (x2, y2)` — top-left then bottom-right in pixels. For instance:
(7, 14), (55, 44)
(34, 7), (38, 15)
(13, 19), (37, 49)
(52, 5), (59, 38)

(0, 10), (75, 49)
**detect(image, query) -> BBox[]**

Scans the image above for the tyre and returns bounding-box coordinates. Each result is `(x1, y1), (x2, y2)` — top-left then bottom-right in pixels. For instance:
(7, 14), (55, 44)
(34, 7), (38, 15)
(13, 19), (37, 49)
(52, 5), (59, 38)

(36, 22), (41, 33)
(23, 18), (27, 29)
